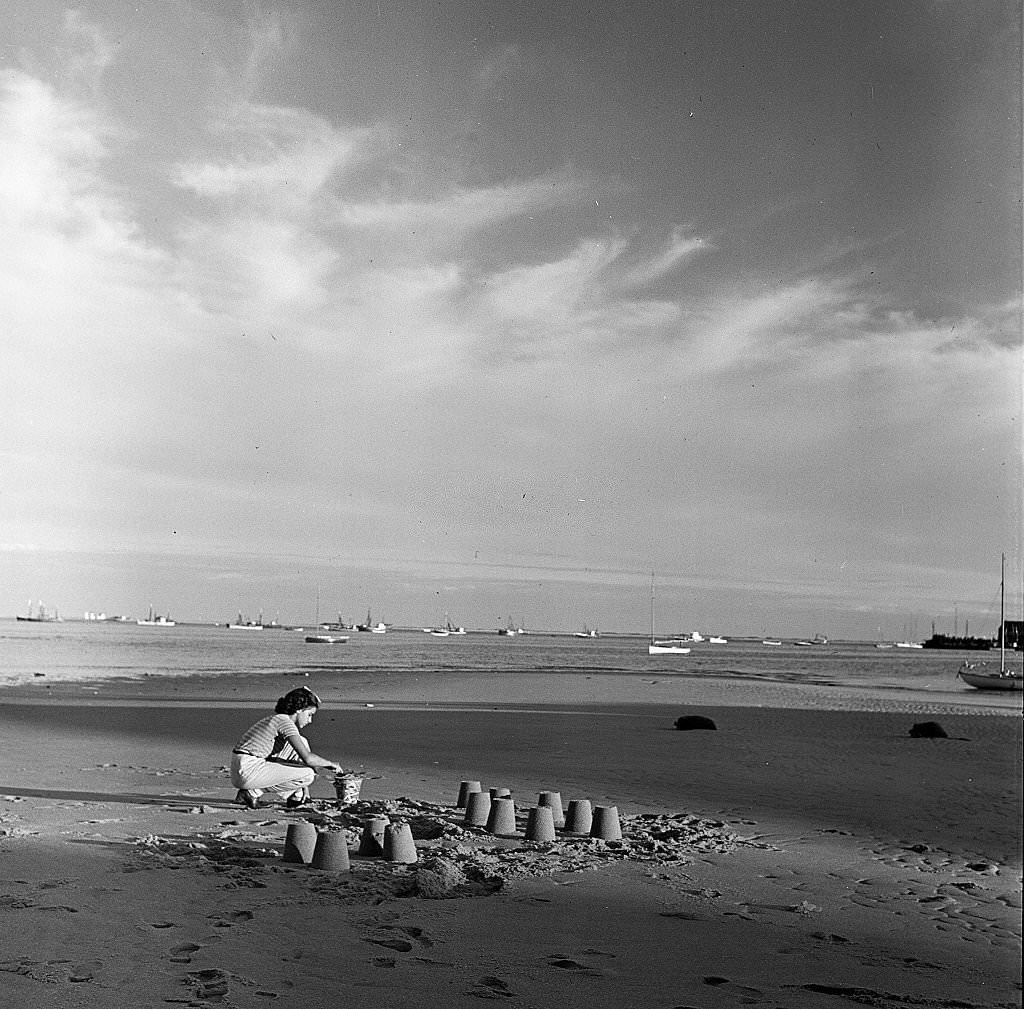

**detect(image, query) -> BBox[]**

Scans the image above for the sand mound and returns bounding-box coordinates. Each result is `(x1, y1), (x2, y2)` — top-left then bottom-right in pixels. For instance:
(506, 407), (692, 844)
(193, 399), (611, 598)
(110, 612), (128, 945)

(129, 795), (761, 899)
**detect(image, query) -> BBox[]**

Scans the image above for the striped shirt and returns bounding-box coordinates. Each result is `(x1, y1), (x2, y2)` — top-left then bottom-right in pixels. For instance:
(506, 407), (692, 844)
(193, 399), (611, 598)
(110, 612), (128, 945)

(233, 714), (302, 758)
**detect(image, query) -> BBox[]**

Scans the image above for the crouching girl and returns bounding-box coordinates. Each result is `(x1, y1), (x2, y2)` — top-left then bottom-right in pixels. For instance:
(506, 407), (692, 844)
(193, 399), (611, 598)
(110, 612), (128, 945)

(230, 686), (340, 809)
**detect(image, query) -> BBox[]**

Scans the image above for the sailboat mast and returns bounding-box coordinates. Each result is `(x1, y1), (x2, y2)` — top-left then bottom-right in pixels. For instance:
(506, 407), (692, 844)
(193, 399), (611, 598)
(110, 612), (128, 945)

(650, 571), (655, 643)
(1000, 553), (1005, 673)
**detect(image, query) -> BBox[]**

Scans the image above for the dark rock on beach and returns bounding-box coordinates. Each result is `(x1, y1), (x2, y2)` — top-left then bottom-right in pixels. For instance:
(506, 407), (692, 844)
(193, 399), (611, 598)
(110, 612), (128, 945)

(908, 721), (948, 738)
(674, 715), (717, 731)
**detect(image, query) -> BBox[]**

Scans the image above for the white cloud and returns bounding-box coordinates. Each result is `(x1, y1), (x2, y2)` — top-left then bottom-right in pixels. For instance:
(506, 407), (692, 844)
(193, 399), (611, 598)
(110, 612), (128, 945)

(480, 237), (625, 324)
(335, 170), (586, 235)
(174, 104), (361, 203)
(58, 9), (120, 93)
(0, 69), (127, 246)
(620, 227), (708, 288)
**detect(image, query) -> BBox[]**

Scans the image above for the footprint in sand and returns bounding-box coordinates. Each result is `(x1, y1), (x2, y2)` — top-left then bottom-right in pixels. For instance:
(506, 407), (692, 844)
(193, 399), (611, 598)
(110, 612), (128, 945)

(36, 878), (79, 890)
(703, 976), (764, 999)
(185, 967), (233, 1000)
(209, 908), (256, 927)
(366, 938), (414, 952)
(169, 942), (203, 964)
(363, 922), (435, 953)
(466, 975), (515, 999)
(69, 962), (99, 983)
(546, 956), (602, 976)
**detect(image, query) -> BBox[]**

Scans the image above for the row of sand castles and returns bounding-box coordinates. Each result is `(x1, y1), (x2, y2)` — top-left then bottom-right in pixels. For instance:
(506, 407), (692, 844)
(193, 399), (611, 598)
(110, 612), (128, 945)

(278, 779), (625, 873)
(454, 780), (622, 843)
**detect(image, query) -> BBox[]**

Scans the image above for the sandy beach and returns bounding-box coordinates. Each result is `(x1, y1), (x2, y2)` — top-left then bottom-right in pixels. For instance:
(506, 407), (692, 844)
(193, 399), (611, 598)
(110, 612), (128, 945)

(0, 671), (1020, 1008)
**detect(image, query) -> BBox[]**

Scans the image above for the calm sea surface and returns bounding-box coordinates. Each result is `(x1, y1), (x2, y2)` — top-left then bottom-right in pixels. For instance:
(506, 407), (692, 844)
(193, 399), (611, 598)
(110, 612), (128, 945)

(2, 619), (1021, 713)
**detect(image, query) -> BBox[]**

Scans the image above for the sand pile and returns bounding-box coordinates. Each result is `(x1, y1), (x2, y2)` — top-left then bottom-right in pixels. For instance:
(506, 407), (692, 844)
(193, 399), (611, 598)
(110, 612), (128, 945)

(128, 795), (761, 900)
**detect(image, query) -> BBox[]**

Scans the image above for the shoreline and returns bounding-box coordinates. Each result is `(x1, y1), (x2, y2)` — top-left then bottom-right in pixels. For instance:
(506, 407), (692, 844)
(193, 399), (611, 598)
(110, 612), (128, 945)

(3, 665), (1021, 716)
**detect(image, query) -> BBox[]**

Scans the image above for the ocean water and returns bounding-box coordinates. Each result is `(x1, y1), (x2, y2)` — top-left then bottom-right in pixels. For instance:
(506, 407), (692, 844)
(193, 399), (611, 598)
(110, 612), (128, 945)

(1, 619), (1020, 713)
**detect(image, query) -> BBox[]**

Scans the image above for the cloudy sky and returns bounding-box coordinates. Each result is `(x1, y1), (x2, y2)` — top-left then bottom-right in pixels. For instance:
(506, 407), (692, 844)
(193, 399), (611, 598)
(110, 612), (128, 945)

(2, 2), (1020, 637)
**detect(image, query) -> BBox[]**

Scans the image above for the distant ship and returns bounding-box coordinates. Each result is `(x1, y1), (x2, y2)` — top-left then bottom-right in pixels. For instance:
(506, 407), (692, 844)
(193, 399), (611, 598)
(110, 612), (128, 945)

(795, 633), (829, 646)
(356, 610), (388, 633)
(228, 612), (264, 630)
(16, 600), (61, 623)
(138, 605), (175, 627)
(305, 633), (348, 644)
(426, 613), (466, 636)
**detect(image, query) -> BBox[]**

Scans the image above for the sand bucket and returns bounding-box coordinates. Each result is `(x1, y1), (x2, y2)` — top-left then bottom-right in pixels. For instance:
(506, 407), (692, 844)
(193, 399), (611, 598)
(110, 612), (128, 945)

(310, 830), (350, 872)
(383, 822), (418, 863)
(564, 799), (593, 835)
(525, 805), (556, 842)
(282, 821), (318, 864)
(456, 780), (482, 808)
(357, 815), (390, 857)
(463, 790), (491, 827)
(537, 790), (565, 828)
(590, 805), (622, 841)
(333, 772), (365, 807)
(485, 796), (517, 836)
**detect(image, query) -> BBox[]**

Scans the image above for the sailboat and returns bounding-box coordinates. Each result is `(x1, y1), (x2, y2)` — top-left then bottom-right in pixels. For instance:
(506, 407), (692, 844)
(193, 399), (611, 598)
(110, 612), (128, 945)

(306, 586), (348, 643)
(648, 574), (690, 655)
(958, 554), (1022, 691)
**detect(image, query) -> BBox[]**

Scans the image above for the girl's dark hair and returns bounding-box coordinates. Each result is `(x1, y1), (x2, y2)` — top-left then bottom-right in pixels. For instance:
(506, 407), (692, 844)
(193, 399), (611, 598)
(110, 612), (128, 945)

(275, 686), (322, 715)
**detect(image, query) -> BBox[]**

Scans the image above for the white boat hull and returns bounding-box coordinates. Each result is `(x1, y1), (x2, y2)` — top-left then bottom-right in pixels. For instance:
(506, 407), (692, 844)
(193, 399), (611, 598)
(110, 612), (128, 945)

(649, 644), (691, 655)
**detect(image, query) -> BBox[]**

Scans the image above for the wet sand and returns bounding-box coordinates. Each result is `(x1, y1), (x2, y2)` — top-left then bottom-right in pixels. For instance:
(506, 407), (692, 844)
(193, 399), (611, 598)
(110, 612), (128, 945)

(0, 672), (1020, 1008)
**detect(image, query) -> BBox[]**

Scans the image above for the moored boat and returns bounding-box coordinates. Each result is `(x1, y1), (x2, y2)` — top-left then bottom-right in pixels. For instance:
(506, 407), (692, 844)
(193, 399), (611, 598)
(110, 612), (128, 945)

(958, 555), (1023, 692)
(138, 605), (175, 627)
(356, 610), (387, 633)
(17, 600), (61, 623)
(228, 612), (263, 630)
(649, 641), (692, 655)
(427, 612), (465, 636)
(497, 617), (521, 636)
(958, 666), (1022, 691)
(305, 634), (348, 644)
(648, 575), (691, 655)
